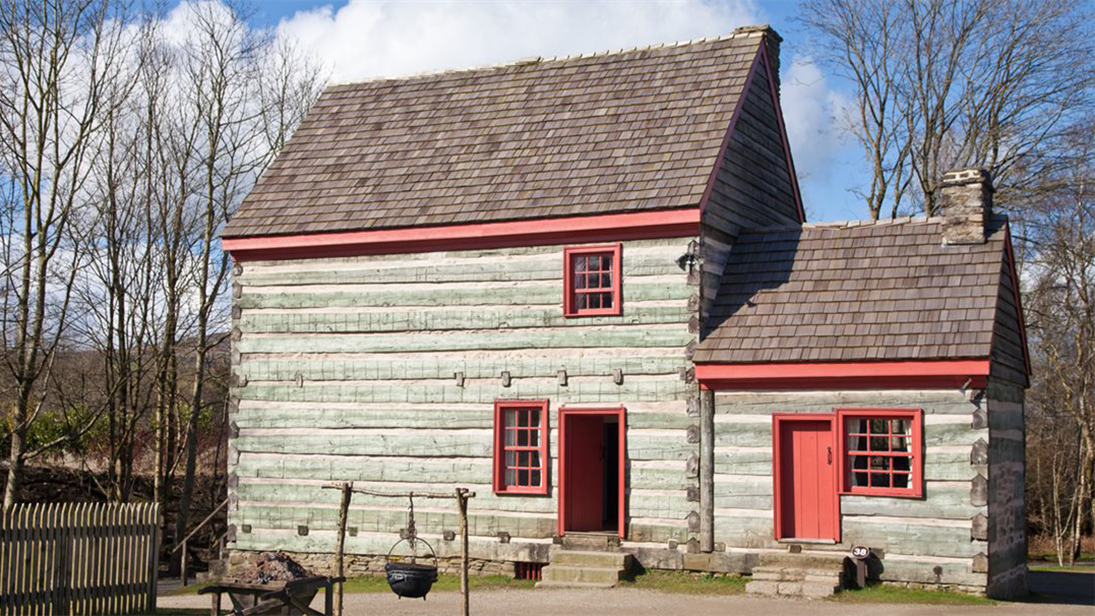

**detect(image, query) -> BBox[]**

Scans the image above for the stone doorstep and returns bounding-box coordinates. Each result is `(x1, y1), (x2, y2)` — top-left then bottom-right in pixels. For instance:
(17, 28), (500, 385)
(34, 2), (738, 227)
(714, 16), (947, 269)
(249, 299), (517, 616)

(757, 553), (848, 570)
(550, 550), (633, 569)
(746, 579), (842, 599)
(751, 566), (843, 583)
(540, 564), (626, 586)
(560, 532), (622, 552)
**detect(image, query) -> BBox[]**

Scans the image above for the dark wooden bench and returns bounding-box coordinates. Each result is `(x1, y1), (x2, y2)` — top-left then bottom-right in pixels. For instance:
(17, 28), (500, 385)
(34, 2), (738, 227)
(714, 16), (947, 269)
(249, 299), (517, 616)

(198, 576), (344, 616)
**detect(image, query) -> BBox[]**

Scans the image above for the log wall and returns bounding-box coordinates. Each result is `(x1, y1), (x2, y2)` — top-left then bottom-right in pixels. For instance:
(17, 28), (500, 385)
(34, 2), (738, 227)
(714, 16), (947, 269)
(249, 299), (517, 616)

(227, 238), (700, 563)
(712, 389), (992, 590)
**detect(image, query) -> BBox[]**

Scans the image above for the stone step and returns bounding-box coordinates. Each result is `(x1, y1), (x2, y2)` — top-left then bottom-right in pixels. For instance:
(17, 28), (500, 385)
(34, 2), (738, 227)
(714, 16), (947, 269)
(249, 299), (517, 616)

(550, 550), (633, 569)
(746, 579), (842, 599)
(561, 532), (621, 552)
(751, 566), (843, 584)
(536, 580), (617, 590)
(541, 564), (625, 586)
(757, 552), (846, 570)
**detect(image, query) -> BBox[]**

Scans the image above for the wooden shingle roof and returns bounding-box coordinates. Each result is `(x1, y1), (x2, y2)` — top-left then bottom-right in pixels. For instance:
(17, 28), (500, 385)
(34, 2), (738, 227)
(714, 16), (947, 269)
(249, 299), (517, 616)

(694, 216), (1028, 379)
(223, 32), (767, 238)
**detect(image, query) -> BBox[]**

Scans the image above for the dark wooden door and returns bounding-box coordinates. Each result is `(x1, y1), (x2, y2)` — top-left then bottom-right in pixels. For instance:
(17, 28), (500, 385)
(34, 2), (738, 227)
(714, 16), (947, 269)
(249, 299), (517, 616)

(566, 415), (605, 532)
(778, 420), (838, 541)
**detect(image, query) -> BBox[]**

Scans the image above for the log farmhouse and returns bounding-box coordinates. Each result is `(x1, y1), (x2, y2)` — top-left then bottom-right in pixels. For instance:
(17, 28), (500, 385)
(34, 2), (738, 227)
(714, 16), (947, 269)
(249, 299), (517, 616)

(221, 26), (1029, 599)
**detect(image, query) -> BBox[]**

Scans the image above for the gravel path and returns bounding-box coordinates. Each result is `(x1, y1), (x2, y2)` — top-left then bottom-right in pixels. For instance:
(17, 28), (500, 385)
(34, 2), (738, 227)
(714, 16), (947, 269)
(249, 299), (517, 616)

(159, 583), (1095, 616)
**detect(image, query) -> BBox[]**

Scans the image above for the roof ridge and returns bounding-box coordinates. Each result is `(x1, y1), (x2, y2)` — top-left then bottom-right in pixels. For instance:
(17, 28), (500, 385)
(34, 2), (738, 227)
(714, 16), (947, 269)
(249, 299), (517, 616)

(327, 25), (769, 88)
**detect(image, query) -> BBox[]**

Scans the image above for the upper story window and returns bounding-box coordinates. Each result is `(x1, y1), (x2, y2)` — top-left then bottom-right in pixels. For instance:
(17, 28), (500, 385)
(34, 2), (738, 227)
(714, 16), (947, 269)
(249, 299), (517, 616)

(563, 244), (622, 317)
(493, 400), (549, 495)
(837, 408), (923, 498)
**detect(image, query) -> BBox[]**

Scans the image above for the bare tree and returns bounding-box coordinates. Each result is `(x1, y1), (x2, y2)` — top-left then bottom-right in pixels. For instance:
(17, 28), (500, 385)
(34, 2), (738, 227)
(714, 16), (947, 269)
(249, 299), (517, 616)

(1024, 123), (1095, 564)
(802, 0), (1095, 218)
(0, 0), (137, 507)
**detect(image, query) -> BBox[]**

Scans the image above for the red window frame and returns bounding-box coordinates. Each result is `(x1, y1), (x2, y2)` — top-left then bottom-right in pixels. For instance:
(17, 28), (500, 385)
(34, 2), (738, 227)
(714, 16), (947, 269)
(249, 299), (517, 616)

(493, 400), (550, 495)
(836, 408), (923, 498)
(563, 244), (622, 317)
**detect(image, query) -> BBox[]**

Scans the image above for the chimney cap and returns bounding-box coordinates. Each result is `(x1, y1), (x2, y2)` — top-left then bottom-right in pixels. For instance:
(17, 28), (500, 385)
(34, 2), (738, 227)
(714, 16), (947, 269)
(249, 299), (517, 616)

(941, 167), (993, 191)
(733, 24), (782, 42)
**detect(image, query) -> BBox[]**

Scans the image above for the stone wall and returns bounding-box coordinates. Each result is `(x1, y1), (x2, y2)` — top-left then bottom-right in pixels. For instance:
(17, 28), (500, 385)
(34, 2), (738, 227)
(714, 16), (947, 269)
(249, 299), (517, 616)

(227, 550), (516, 579)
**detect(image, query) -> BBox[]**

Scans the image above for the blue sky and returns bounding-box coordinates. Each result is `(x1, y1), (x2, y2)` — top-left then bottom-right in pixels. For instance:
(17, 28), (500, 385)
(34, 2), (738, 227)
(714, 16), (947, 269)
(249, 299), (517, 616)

(219, 0), (867, 221)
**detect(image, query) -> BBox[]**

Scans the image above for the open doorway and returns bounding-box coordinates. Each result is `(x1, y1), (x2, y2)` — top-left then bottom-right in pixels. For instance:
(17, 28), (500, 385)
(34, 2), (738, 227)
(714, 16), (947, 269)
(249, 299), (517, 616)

(559, 406), (626, 537)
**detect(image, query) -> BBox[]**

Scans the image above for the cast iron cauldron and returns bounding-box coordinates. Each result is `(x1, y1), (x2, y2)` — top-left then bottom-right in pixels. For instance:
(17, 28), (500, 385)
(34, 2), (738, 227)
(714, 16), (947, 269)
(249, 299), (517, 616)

(385, 537), (439, 599)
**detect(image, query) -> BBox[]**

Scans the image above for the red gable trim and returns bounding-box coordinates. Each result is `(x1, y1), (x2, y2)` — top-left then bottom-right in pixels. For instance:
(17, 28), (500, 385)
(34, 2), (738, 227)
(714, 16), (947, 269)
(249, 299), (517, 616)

(223, 208), (701, 261)
(695, 360), (991, 391)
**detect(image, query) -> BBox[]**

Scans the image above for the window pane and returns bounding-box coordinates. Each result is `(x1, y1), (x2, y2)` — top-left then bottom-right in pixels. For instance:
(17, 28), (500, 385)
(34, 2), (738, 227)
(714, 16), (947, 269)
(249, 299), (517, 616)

(869, 473), (890, 488)
(576, 273), (587, 289)
(531, 470), (541, 486)
(891, 419), (909, 435)
(600, 292), (612, 308)
(518, 411), (528, 427)
(589, 293), (601, 309)
(505, 411), (516, 427)
(529, 410), (540, 427)
(505, 469), (516, 486)
(576, 293), (588, 310)
(600, 273), (612, 288)
(891, 436), (909, 452)
(529, 429), (539, 447)
(870, 419), (887, 433)
(893, 456), (912, 472)
(528, 451), (540, 468)
(893, 472), (910, 488)
(519, 451), (530, 467)
(518, 430), (528, 446)
(518, 469), (529, 486)
(588, 255), (600, 270)
(870, 436), (889, 451)
(574, 257), (587, 273)
(870, 456), (890, 471)
(505, 451), (516, 467)
(505, 429), (515, 446)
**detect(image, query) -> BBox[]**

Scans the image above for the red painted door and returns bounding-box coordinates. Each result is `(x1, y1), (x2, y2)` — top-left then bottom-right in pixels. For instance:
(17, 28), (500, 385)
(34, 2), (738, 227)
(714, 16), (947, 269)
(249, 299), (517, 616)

(566, 415), (605, 532)
(778, 420), (838, 541)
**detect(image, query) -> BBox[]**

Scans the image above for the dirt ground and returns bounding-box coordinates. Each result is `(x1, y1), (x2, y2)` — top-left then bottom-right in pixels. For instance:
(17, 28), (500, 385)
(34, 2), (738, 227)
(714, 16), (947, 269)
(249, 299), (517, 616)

(159, 571), (1095, 616)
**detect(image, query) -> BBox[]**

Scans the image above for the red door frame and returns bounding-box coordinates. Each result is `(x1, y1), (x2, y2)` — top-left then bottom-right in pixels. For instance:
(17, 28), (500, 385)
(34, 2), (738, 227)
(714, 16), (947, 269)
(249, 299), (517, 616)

(771, 413), (840, 542)
(558, 406), (626, 538)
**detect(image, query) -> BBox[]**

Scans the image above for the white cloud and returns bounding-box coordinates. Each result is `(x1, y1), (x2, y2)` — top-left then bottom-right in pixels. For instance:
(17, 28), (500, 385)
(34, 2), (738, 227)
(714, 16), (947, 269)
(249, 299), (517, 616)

(779, 54), (850, 183)
(275, 0), (760, 82)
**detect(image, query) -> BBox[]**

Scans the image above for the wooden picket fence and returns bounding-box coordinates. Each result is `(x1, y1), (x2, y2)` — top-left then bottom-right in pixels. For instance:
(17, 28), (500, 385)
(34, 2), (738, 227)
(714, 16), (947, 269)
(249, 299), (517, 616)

(0, 502), (160, 615)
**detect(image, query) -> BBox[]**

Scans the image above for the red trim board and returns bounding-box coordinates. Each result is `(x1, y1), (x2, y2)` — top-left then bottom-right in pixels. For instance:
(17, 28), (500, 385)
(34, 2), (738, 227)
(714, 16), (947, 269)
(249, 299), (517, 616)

(492, 399), (551, 496)
(557, 405), (627, 538)
(563, 243), (622, 318)
(695, 360), (991, 390)
(223, 208), (700, 261)
(835, 408), (924, 499)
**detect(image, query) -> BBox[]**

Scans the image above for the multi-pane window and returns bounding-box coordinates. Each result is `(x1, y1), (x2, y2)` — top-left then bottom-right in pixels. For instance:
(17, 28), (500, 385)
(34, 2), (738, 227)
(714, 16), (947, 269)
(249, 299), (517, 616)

(564, 244), (622, 317)
(493, 400), (549, 495)
(838, 409), (923, 498)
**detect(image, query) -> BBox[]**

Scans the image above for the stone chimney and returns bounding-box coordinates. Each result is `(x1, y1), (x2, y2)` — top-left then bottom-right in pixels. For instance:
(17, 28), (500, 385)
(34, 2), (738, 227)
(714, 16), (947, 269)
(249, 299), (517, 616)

(733, 24), (781, 95)
(938, 168), (993, 245)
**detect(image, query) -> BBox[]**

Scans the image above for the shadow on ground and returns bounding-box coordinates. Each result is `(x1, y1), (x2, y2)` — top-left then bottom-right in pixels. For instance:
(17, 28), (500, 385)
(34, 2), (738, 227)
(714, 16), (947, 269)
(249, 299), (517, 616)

(1027, 570), (1094, 606)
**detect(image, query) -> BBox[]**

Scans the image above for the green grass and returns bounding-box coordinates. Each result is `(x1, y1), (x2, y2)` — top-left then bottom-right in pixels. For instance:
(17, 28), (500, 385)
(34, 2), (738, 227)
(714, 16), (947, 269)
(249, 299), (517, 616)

(1029, 563), (1094, 572)
(833, 583), (996, 606)
(619, 570), (747, 595)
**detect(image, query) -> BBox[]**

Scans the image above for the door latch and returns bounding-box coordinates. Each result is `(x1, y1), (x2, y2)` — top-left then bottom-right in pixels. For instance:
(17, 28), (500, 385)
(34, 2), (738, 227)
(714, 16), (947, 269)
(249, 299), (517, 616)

(827, 446), (833, 465)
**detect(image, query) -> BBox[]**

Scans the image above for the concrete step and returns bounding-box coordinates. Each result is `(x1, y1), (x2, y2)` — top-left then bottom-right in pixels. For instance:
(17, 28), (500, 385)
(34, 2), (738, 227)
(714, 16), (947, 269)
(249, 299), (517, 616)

(550, 550), (633, 569)
(541, 564), (625, 586)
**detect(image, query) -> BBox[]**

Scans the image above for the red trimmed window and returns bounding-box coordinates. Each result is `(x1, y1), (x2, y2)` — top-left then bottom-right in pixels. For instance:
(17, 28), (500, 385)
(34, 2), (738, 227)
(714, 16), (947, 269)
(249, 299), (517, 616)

(493, 400), (549, 495)
(837, 408), (923, 498)
(563, 244), (622, 317)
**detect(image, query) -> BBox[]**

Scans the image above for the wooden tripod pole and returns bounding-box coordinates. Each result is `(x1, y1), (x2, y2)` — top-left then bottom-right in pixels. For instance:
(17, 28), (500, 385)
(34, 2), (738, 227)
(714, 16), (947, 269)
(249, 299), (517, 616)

(456, 487), (470, 616)
(335, 482), (353, 616)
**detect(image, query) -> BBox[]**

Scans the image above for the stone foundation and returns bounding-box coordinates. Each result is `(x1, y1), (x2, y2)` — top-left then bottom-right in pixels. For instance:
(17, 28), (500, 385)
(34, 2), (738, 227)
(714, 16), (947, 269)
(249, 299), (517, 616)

(227, 550), (516, 579)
